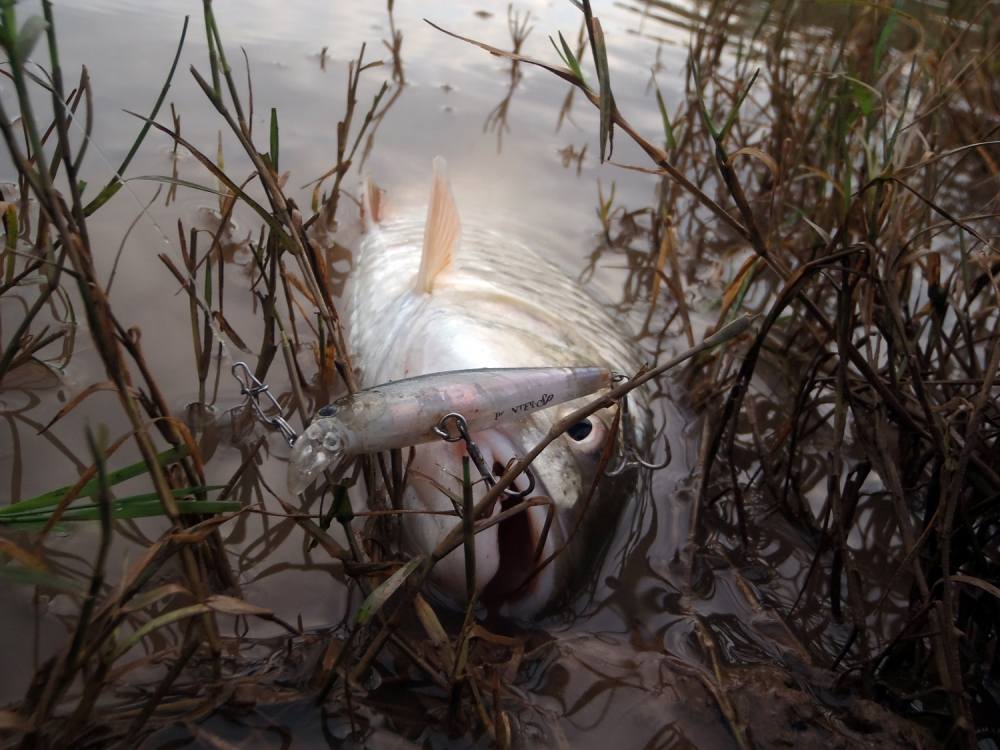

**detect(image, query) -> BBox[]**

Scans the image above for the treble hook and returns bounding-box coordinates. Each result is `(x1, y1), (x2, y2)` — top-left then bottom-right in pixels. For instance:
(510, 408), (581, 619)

(433, 412), (536, 499)
(231, 362), (299, 446)
(605, 391), (670, 477)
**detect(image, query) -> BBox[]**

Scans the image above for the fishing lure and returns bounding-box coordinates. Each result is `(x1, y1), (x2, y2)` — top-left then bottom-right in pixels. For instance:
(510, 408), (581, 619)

(287, 366), (611, 493)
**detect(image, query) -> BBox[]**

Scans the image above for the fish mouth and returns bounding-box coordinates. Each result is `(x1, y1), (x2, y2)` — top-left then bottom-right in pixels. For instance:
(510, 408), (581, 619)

(469, 445), (558, 609)
(479, 478), (550, 607)
(408, 430), (564, 613)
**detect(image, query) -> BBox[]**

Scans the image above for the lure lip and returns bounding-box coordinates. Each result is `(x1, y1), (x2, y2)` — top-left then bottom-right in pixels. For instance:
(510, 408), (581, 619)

(287, 418), (346, 495)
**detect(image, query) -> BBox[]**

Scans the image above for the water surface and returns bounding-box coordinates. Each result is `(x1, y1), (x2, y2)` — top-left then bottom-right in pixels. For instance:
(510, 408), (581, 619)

(0, 1), (949, 747)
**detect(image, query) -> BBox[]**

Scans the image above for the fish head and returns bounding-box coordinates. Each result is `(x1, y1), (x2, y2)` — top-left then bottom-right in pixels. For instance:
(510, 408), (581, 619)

(287, 408), (348, 495)
(402, 404), (622, 616)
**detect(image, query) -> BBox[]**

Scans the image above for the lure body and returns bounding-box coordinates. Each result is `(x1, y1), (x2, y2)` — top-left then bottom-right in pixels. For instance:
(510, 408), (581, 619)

(288, 366), (609, 492)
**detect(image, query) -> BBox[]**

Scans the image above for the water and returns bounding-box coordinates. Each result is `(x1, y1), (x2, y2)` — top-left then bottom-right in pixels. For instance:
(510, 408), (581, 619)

(0, 0), (957, 747)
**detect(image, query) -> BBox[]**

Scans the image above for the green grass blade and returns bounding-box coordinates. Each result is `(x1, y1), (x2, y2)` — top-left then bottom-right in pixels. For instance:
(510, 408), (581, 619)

(269, 107), (279, 172)
(3, 204), (17, 284)
(356, 556), (424, 625)
(83, 15), (190, 216)
(690, 60), (719, 141)
(333, 484), (353, 524)
(1, 496), (236, 525)
(67, 498), (238, 521)
(590, 16), (613, 162)
(128, 174), (236, 199)
(2, 445), (188, 515)
(730, 257), (761, 316)
(654, 80), (676, 151)
(111, 603), (210, 661)
(551, 31), (585, 85)
(873, 2), (900, 75)
(719, 68), (759, 143)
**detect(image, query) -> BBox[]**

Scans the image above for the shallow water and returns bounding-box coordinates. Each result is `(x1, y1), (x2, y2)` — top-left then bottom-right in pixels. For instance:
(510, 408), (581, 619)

(0, 0), (953, 747)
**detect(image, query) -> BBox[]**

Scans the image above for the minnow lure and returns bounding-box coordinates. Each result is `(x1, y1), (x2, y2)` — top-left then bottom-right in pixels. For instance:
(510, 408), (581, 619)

(287, 366), (610, 493)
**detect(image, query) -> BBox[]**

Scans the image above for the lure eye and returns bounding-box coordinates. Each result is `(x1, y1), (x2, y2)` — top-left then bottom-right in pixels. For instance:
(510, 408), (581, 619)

(318, 405), (338, 418)
(567, 419), (593, 441)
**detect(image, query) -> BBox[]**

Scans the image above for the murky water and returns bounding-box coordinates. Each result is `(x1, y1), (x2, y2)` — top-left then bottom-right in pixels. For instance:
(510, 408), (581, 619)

(0, 0), (959, 747)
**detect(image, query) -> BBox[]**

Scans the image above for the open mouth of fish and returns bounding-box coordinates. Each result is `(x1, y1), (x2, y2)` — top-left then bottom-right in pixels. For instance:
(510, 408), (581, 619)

(478, 461), (547, 606)
(409, 427), (562, 610)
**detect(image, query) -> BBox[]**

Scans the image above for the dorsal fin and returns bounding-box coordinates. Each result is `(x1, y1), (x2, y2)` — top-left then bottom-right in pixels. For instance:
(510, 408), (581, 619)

(414, 156), (460, 294)
(361, 177), (384, 231)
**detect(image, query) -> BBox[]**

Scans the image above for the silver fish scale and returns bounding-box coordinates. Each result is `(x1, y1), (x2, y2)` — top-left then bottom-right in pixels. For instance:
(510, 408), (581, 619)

(348, 219), (648, 421)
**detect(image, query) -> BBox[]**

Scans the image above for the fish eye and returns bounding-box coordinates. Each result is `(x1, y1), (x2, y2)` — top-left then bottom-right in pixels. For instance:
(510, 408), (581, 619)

(318, 405), (338, 417)
(567, 419), (593, 441)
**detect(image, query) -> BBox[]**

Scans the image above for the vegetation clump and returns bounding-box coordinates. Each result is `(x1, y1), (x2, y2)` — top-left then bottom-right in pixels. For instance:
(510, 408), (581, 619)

(0, 0), (997, 747)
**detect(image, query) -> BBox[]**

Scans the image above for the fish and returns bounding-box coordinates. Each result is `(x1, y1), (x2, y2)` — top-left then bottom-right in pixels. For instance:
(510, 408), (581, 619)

(290, 157), (651, 615)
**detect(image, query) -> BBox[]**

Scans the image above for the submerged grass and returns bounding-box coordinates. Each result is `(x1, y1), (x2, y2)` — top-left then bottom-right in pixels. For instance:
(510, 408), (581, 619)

(0, 0), (996, 747)
(453, 0), (997, 745)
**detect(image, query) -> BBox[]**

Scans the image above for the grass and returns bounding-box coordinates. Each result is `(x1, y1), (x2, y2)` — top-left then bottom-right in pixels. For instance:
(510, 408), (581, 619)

(0, 0), (997, 747)
(456, 0), (998, 744)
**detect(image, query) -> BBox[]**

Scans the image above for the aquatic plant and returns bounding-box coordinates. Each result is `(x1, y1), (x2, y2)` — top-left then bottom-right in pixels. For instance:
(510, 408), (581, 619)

(438, 0), (1000, 744)
(0, 0), (995, 747)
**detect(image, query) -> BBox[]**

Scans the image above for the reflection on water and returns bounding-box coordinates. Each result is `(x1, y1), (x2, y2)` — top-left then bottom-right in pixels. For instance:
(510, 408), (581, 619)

(0, 0), (986, 746)
(482, 5), (534, 153)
